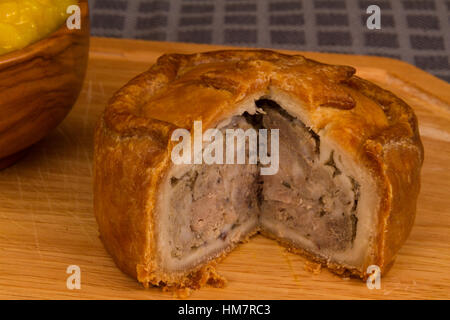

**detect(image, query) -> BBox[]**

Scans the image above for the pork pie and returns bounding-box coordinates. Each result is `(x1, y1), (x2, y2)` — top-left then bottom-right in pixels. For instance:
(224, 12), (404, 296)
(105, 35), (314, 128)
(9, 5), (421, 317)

(94, 50), (424, 291)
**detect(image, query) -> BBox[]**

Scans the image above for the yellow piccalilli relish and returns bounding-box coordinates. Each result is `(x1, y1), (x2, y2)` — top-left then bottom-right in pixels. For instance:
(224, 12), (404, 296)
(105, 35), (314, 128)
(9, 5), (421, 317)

(0, 0), (78, 55)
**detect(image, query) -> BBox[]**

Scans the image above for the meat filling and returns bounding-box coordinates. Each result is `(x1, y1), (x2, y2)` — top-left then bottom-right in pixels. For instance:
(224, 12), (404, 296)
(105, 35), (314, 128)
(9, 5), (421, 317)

(168, 117), (260, 259)
(259, 101), (359, 252)
(166, 100), (360, 262)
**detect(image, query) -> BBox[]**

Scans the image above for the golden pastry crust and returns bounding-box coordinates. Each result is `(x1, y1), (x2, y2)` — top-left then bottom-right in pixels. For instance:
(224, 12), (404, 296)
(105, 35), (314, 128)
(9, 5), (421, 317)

(94, 50), (423, 290)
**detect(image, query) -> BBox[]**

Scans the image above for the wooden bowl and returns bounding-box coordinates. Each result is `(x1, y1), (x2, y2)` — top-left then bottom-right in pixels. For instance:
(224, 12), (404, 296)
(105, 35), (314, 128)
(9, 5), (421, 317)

(0, 0), (90, 170)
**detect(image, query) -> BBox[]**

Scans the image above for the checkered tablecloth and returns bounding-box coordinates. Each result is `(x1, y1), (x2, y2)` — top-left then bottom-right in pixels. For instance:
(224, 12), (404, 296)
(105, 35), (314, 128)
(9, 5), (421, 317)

(89, 0), (450, 82)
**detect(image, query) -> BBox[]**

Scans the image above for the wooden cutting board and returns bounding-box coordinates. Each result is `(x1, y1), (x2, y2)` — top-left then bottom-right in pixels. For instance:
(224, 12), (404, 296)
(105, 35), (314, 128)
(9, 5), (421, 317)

(1, 37), (449, 300)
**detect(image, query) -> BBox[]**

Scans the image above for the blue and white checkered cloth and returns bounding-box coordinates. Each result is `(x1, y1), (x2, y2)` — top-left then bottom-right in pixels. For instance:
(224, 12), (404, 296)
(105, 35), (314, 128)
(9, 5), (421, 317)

(89, 0), (450, 82)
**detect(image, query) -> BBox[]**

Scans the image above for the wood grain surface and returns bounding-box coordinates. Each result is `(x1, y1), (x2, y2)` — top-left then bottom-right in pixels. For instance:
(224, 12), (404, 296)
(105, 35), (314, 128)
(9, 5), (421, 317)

(0, 38), (449, 300)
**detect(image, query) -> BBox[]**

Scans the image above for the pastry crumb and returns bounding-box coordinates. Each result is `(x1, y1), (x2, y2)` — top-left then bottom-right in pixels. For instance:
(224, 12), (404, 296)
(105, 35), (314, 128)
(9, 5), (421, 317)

(304, 261), (322, 275)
